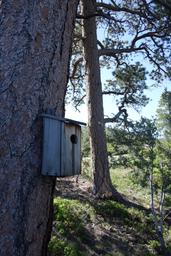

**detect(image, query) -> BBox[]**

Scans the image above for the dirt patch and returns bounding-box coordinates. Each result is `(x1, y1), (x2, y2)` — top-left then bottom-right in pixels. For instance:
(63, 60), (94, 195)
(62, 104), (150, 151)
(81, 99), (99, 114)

(55, 176), (93, 200)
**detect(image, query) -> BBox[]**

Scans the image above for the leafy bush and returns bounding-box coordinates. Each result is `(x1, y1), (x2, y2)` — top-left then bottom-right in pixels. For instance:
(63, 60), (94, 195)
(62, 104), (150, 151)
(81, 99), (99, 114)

(48, 236), (81, 256)
(147, 240), (160, 254)
(53, 198), (93, 237)
(48, 198), (95, 255)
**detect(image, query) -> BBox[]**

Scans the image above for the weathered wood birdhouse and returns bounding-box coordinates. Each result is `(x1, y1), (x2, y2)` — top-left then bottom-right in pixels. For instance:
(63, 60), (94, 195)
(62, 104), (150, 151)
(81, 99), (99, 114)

(41, 114), (85, 177)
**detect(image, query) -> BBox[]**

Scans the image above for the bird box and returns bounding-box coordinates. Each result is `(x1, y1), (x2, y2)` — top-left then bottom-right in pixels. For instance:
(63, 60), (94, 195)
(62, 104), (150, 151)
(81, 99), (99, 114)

(41, 114), (86, 177)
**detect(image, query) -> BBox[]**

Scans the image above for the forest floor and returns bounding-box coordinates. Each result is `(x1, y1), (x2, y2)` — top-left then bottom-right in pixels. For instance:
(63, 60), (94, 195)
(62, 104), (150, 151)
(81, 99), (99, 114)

(48, 169), (171, 256)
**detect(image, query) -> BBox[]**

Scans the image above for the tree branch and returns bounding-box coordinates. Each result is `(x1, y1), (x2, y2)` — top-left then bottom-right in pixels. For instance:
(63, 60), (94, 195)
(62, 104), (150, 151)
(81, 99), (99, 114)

(96, 2), (147, 18)
(70, 57), (83, 79)
(131, 31), (169, 48)
(143, 46), (167, 74)
(102, 90), (124, 95)
(97, 40), (104, 49)
(74, 94), (86, 110)
(76, 13), (98, 19)
(99, 46), (144, 57)
(77, 10), (125, 23)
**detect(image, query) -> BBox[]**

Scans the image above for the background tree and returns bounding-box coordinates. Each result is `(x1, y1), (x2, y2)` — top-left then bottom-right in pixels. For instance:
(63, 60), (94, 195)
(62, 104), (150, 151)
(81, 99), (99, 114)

(156, 90), (171, 248)
(131, 118), (171, 253)
(81, 0), (124, 199)
(0, 1), (78, 255)
(133, 119), (165, 252)
(108, 117), (170, 252)
(157, 90), (171, 144)
(68, 0), (171, 199)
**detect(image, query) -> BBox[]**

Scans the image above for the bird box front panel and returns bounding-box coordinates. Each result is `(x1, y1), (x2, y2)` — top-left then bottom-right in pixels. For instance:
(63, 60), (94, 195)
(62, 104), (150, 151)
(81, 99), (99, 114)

(42, 117), (63, 176)
(61, 123), (81, 177)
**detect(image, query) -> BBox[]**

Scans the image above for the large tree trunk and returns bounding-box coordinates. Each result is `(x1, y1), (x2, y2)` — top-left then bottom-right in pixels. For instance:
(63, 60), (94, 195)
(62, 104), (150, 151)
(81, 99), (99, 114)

(81, 0), (124, 200)
(0, 1), (78, 255)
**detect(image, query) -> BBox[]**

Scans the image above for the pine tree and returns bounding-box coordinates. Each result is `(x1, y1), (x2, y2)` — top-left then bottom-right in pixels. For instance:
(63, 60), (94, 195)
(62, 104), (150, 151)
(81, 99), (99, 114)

(68, 0), (171, 198)
(0, 1), (78, 255)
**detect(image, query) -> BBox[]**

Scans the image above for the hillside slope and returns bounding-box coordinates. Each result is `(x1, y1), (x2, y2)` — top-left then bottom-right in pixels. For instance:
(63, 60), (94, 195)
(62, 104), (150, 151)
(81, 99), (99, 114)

(48, 174), (171, 256)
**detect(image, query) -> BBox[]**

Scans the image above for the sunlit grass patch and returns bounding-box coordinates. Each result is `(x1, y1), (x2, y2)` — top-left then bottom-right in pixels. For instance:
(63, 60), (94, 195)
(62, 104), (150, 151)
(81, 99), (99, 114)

(110, 167), (151, 207)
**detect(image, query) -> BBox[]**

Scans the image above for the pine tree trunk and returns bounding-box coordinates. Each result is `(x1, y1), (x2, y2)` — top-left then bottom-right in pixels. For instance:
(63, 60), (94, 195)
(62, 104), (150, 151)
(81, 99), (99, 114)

(0, 1), (78, 255)
(81, 0), (123, 200)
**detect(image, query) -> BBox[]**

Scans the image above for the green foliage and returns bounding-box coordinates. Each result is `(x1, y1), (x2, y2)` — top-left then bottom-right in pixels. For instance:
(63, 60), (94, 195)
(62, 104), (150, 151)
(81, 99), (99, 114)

(106, 118), (158, 172)
(81, 127), (90, 158)
(81, 157), (91, 179)
(147, 239), (161, 255)
(154, 142), (171, 192)
(48, 236), (80, 256)
(48, 198), (97, 255)
(107, 109), (171, 208)
(95, 200), (130, 220)
(106, 127), (130, 166)
(110, 168), (151, 207)
(105, 63), (149, 111)
(105, 115), (171, 251)
(127, 119), (157, 186)
(53, 198), (94, 237)
(156, 90), (171, 141)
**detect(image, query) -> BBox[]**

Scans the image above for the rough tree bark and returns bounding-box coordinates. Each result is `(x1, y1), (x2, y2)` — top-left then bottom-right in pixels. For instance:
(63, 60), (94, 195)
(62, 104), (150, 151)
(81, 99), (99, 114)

(81, 0), (124, 200)
(0, 1), (78, 255)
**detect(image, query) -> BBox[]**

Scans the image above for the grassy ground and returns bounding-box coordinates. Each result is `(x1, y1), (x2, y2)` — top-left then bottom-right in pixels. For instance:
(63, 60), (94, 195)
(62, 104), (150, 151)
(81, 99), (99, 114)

(110, 168), (152, 208)
(48, 168), (171, 256)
